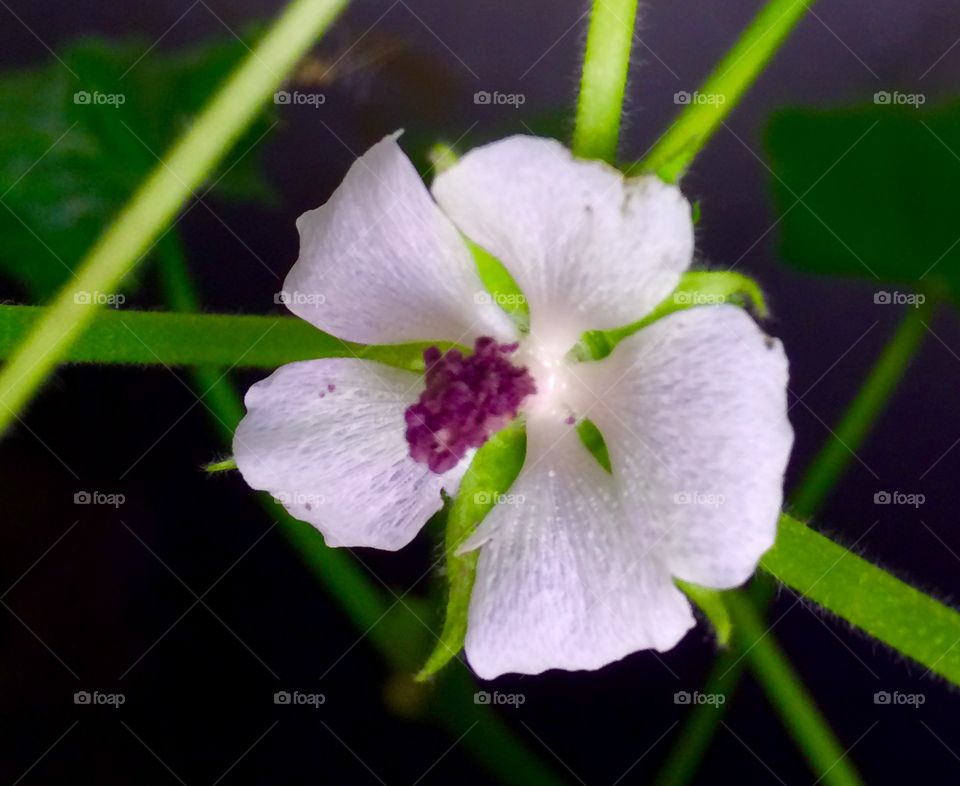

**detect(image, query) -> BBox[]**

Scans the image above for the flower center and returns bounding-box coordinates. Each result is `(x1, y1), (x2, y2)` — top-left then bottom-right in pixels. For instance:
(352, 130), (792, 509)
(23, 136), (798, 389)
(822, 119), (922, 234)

(405, 337), (536, 474)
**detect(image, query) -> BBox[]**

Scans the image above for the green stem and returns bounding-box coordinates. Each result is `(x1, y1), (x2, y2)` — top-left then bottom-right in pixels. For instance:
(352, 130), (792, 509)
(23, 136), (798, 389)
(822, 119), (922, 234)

(156, 239), (565, 786)
(155, 234), (244, 445)
(763, 514), (960, 686)
(725, 590), (864, 786)
(630, 0), (813, 181)
(572, 0), (640, 162)
(0, 0), (348, 435)
(0, 305), (441, 372)
(655, 307), (928, 786)
(792, 300), (931, 517)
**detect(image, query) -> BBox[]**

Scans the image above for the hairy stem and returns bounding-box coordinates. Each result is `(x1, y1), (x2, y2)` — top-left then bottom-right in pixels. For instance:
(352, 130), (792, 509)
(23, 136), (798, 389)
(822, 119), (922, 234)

(572, 0), (640, 162)
(0, 305), (442, 372)
(763, 514), (960, 686)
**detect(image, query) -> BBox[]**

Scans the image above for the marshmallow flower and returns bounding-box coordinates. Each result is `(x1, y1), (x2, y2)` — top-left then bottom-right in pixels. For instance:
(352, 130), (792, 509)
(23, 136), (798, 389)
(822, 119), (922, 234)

(234, 134), (793, 680)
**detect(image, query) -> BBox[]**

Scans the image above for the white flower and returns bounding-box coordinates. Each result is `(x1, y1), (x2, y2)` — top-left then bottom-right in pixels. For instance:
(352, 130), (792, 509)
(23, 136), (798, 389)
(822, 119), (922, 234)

(234, 133), (793, 679)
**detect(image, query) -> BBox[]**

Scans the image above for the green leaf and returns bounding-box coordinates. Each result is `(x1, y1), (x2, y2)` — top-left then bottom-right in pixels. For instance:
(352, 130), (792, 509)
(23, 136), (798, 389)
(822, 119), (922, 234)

(676, 581), (732, 647)
(763, 514), (960, 686)
(570, 270), (767, 361)
(766, 100), (960, 298)
(576, 418), (612, 472)
(0, 35), (276, 300)
(0, 304), (449, 371)
(468, 238), (530, 332)
(416, 423), (527, 680)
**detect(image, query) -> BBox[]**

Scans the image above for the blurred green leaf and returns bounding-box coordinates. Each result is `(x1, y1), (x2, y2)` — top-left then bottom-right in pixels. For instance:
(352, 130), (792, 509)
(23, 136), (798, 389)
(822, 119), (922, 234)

(766, 100), (960, 298)
(0, 34), (275, 299)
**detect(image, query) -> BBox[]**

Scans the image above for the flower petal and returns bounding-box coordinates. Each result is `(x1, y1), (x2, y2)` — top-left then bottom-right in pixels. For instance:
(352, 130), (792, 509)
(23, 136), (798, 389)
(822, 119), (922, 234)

(432, 136), (694, 348)
(463, 415), (694, 679)
(576, 306), (793, 588)
(234, 358), (449, 550)
(286, 133), (515, 345)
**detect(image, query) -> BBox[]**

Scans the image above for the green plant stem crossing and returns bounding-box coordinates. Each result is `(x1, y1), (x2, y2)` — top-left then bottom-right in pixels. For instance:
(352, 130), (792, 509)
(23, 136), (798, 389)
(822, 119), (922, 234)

(0, 0), (349, 433)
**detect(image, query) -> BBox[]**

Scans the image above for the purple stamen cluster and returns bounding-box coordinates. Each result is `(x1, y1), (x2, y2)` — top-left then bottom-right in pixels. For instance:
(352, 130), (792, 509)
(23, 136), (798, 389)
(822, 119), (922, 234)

(405, 337), (536, 474)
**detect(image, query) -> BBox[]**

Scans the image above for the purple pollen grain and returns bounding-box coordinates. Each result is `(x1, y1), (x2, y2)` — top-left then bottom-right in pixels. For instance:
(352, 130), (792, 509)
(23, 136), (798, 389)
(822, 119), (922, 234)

(405, 337), (536, 474)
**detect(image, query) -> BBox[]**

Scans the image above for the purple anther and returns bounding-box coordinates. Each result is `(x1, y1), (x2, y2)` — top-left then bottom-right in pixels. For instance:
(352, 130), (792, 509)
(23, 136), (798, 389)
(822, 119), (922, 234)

(405, 337), (536, 473)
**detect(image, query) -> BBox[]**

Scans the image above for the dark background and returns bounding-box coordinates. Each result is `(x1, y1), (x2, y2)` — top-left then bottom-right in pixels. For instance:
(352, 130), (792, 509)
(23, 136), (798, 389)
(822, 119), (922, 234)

(1, 0), (959, 783)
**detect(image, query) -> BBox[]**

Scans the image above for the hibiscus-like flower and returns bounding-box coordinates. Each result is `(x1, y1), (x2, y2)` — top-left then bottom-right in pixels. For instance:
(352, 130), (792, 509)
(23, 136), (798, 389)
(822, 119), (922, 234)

(234, 133), (793, 679)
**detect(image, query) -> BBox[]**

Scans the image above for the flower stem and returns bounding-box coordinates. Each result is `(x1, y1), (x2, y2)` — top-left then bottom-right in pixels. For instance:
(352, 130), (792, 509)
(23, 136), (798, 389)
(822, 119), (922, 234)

(792, 300), (931, 517)
(0, 304), (442, 372)
(763, 513), (960, 686)
(0, 0), (348, 436)
(629, 0), (813, 181)
(725, 590), (865, 786)
(572, 0), (640, 162)
(654, 306), (930, 786)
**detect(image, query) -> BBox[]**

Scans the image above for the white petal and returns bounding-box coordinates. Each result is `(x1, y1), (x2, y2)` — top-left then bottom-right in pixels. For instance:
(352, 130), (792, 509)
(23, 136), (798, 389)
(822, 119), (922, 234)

(575, 306), (793, 588)
(432, 136), (694, 348)
(463, 415), (694, 679)
(441, 448), (475, 497)
(285, 133), (515, 345)
(234, 358), (449, 551)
